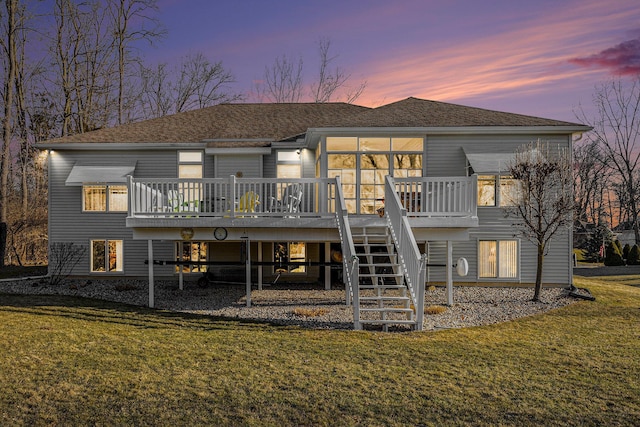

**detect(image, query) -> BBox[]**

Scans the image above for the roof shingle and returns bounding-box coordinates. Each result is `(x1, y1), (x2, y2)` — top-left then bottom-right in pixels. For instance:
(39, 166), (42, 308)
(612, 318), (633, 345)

(41, 97), (587, 145)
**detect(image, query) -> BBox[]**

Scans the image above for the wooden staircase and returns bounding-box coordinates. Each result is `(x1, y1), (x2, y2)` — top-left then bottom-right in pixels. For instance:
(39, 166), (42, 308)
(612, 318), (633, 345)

(352, 227), (417, 330)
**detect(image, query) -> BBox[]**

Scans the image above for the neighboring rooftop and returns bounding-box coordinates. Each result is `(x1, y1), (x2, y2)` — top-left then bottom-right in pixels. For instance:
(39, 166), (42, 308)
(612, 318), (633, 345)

(40, 97), (589, 145)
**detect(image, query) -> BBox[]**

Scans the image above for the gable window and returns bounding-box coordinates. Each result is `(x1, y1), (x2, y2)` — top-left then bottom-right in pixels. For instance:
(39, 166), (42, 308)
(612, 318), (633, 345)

(478, 240), (518, 279)
(178, 151), (203, 178)
(175, 241), (207, 273)
(277, 150), (301, 179)
(477, 175), (519, 207)
(91, 239), (123, 272)
(83, 185), (128, 212)
(274, 242), (306, 273)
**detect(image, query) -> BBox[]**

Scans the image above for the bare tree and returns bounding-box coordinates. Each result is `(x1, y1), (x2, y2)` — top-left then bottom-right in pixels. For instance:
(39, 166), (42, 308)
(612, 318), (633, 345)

(261, 54), (304, 103)
(0, 0), (19, 267)
(575, 77), (640, 243)
(257, 38), (366, 104)
(504, 140), (575, 301)
(311, 37), (366, 103)
(573, 139), (611, 226)
(138, 53), (241, 119)
(106, 0), (164, 125)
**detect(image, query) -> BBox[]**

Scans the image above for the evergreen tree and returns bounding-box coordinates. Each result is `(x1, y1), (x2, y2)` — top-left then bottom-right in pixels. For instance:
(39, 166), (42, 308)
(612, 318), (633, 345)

(604, 242), (625, 266)
(627, 245), (640, 265)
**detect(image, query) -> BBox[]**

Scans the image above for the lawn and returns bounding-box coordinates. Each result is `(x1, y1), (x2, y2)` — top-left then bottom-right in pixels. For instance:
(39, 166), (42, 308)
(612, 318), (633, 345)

(0, 276), (638, 426)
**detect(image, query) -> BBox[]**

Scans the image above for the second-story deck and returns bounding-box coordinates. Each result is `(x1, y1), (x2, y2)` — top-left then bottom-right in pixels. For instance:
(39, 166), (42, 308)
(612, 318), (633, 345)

(126, 175), (479, 230)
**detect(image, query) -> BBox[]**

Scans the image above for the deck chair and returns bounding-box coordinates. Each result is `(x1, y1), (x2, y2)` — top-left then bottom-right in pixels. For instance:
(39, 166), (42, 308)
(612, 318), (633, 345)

(237, 191), (260, 214)
(167, 190), (184, 212)
(269, 184), (302, 213)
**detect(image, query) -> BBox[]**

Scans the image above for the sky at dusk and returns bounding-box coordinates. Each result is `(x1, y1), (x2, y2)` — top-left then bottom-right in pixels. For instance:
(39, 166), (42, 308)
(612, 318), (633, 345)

(147, 0), (639, 122)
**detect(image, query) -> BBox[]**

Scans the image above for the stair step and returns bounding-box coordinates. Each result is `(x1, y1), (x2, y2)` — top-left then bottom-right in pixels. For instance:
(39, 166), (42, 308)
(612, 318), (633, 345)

(360, 307), (414, 313)
(359, 319), (417, 325)
(359, 284), (407, 290)
(359, 272), (403, 278)
(360, 296), (411, 302)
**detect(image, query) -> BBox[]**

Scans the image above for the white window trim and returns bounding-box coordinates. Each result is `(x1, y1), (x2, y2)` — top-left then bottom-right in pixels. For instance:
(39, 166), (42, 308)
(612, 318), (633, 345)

(273, 242), (308, 275)
(90, 239), (124, 274)
(476, 238), (520, 281)
(476, 175), (519, 208)
(82, 184), (128, 212)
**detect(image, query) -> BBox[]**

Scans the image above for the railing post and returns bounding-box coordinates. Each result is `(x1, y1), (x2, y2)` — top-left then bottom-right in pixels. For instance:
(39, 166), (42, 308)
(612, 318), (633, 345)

(230, 175), (236, 218)
(471, 174), (478, 216)
(352, 256), (361, 330)
(127, 175), (134, 217)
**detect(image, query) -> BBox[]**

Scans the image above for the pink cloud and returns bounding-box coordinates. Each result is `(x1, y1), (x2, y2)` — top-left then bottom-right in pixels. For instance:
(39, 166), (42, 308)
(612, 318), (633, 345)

(570, 36), (640, 75)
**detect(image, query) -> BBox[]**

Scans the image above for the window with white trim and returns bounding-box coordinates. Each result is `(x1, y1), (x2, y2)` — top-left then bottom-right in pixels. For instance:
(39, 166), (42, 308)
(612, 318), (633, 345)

(175, 241), (208, 273)
(274, 242), (306, 273)
(91, 239), (123, 272)
(477, 175), (520, 207)
(83, 185), (128, 212)
(478, 240), (518, 279)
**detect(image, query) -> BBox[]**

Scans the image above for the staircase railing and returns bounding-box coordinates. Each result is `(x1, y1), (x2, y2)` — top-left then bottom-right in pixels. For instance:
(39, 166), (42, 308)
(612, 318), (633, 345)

(335, 176), (361, 330)
(384, 176), (427, 331)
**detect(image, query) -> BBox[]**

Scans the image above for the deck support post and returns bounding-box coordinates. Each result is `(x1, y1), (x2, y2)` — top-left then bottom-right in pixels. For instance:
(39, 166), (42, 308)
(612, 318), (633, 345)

(325, 243), (331, 290)
(257, 241), (263, 290)
(178, 267), (184, 290)
(446, 240), (453, 306)
(148, 239), (155, 308)
(244, 237), (251, 307)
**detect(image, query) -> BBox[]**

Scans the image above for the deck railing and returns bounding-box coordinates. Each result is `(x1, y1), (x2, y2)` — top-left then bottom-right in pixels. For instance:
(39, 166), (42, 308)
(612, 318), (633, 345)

(392, 175), (478, 217)
(128, 175), (477, 221)
(128, 176), (338, 218)
(384, 176), (427, 331)
(335, 177), (360, 329)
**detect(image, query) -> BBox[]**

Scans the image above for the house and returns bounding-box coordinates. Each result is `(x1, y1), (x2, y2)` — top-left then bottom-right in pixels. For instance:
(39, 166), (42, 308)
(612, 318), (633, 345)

(39, 97), (590, 330)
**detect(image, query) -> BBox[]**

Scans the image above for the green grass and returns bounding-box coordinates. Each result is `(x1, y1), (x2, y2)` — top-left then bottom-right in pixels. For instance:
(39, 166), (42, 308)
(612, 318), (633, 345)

(1, 277), (639, 426)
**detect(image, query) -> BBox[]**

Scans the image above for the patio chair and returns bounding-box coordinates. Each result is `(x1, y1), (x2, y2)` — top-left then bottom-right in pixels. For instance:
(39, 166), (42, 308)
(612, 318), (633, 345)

(237, 191), (260, 214)
(269, 184), (303, 213)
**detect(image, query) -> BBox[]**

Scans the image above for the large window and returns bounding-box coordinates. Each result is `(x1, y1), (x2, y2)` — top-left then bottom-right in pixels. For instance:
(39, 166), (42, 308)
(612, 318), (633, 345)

(478, 240), (518, 279)
(326, 137), (423, 214)
(91, 239), (123, 272)
(83, 185), (128, 212)
(176, 241), (208, 273)
(477, 175), (519, 207)
(274, 242), (306, 273)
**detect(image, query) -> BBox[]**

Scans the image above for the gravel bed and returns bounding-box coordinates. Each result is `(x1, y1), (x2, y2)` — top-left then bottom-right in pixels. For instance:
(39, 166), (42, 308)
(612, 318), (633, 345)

(0, 277), (579, 331)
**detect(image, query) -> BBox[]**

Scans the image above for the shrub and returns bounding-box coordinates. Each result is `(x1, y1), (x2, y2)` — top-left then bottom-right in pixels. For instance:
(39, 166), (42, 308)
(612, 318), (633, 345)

(623, 243), (631, 260)
(579, 224), (613, 262)
(614, 239), (623, 254)
(604, 242), (625, 266)
(424, 305), (447, 315)
(627, 245), (640, 265)
(48, 242), (87, 286)
(292, 307), (329, 317)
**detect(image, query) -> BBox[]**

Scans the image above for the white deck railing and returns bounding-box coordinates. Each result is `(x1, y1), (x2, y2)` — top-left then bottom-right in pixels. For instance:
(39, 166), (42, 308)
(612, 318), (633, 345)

(384, 176), (427, 331)
(128, 175), (477, 221)
(392, 175), (478, 217)
(128, 176), (337, 218)
(335, 177), (361, 330)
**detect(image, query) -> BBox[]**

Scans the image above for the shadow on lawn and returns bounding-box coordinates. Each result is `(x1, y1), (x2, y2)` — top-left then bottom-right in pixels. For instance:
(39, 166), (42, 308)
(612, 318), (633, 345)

(0, 293), (280, 332)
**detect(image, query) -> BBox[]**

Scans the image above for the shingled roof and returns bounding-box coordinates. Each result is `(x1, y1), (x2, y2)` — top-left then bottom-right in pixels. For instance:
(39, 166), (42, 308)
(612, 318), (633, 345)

(42, 97), (586, 145)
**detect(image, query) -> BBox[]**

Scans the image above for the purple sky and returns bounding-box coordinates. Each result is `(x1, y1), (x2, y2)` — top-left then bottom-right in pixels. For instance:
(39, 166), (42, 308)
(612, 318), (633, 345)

(149, 0), (640, 122)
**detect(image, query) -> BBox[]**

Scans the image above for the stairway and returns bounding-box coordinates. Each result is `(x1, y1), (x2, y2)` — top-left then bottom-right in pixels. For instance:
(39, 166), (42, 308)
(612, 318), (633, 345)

(352, 226), (417, 330)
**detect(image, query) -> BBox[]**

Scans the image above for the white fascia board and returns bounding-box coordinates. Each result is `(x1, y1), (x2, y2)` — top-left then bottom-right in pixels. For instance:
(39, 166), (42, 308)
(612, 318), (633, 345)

(205, 147), (272, 155)
(37, 142), (208, 150)
(306, 125), (592, 137)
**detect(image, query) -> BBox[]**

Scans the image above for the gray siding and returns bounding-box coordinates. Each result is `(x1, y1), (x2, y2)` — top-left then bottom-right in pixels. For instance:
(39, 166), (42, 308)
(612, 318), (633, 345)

(215, 154), (262, 178)
(423, 133), (572, 285)
(49, 150), (183, 277)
